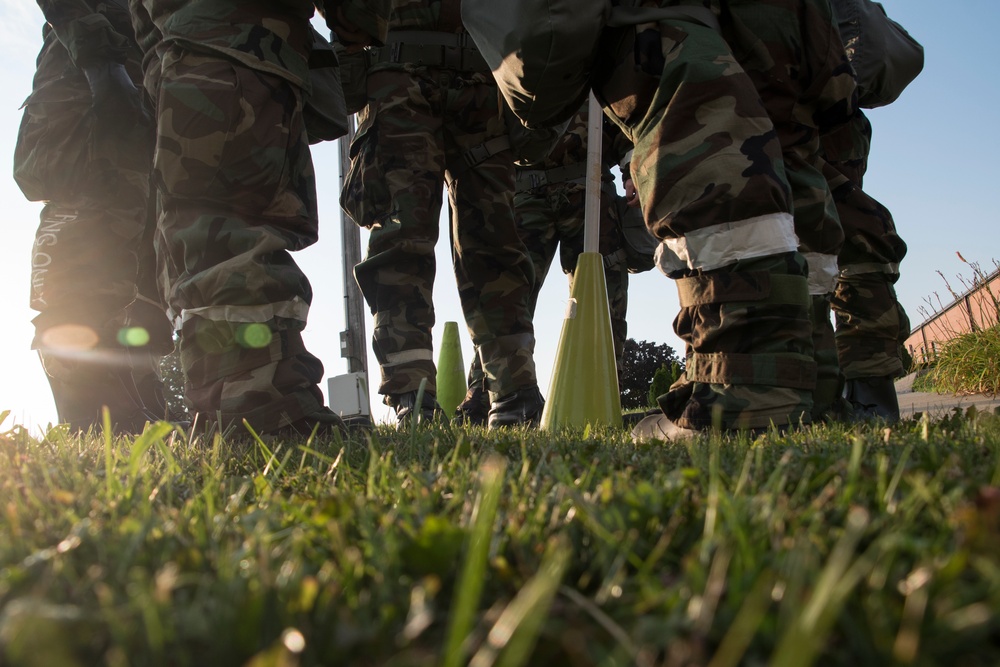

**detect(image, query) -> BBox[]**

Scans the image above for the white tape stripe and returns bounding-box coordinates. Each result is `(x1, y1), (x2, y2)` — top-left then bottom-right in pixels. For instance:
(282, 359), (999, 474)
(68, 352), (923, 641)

(177, 298), (309, 329)
(802, 252), (840, 295)
(384, 348), (434, 365)
(656, 212), (798, 273)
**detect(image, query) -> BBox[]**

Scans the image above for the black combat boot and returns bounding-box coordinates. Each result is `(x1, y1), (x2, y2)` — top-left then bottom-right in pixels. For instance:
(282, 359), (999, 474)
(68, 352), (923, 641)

(453, 384), (489, 426)
(393, 390), (441, 429)
(487, 385), (544, 429)
(844, 376), (900, 423)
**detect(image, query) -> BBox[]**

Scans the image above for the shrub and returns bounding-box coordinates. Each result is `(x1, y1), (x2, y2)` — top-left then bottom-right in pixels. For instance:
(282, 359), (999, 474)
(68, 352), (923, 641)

(647, 361), (681, 408)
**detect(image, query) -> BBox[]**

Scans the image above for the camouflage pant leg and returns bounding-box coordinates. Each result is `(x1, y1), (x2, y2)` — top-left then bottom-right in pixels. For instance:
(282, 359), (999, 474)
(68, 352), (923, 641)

(662, 253), (815, 430)
(347, 68), (448, 402)
(830, 177), (910, 379)
(462, 183), (561, 400)
(445, 82), (537, 402)
(831, 173), (910, 379)
(821, 113), (909, 379)
(153, 48), (325, 431)
(347, 68), (536, 403)
(725, 0), (854, 418)
(31, 201), (169, 429)
(598, 14), (814, 430)
(810, 293), (842, 420)
(26, 94), (173, 426)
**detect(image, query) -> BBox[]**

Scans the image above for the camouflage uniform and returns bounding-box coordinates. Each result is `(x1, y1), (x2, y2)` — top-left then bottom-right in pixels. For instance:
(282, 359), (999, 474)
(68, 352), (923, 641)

(825, 114), (909, 382)
(14, 0), (172, 432)
(341, 0), (539, 413)
(824, 0), (913, 419)
(728, 0), (857, 420)
(596, 0), (848, 431)
(128, 0), (389, 432)
(461, 104), (633, 416)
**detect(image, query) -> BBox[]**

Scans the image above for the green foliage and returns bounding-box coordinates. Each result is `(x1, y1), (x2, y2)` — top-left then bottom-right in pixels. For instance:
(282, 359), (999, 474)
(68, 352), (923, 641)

(1, 411), (1000, 666)
(900, 343), (915, 375)
(620, 339), (683, 410)
(647, 361), (682, 408)
(915, 325), (1000, 395)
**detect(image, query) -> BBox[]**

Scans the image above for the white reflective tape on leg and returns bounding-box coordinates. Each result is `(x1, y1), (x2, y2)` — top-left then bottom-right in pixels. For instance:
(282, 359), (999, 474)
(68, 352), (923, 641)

(655, 213), (798, 273)
(384, 348), (435, 366)
(838, 262), (900, 278)
(178, 297), (310, 328)
(802, 252), (840, 295)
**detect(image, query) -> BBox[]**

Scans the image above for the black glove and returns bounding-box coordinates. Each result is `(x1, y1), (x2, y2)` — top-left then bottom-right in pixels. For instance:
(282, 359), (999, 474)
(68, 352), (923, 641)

(82, 62), (148, 128)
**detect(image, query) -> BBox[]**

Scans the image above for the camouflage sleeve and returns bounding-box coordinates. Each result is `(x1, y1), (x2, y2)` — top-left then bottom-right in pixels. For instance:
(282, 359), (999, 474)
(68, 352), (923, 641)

(36, 0), (130, 68)
(322, 0), (390, 46)
(804, 1), (858, 134)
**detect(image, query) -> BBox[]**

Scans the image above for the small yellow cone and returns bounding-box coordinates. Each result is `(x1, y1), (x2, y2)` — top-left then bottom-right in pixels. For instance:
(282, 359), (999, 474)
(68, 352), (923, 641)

(541, 252), (622, 430)
(436, 321), (467, 418)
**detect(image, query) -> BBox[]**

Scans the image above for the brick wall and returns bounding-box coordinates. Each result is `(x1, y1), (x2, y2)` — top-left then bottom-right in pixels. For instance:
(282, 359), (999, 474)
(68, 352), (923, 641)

(904, 269), (1000, 362)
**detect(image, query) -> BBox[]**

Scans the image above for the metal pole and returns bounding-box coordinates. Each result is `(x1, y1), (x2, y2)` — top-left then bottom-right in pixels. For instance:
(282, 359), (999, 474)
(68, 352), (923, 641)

(583, 92), (603, 254)
(338, 117), (368, 375)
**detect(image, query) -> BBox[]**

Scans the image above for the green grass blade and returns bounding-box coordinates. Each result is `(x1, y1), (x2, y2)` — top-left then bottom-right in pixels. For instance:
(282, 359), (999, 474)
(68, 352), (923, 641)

(469, 537), (571, 667)
(442, 456), (507, 667)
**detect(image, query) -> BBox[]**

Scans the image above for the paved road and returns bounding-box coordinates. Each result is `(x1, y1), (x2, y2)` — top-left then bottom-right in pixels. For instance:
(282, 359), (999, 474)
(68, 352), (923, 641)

(895, 373), (1000, 418)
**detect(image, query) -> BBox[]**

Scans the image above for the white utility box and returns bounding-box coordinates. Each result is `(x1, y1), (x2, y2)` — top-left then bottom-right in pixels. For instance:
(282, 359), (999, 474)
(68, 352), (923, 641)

(327, 372), (370, 419)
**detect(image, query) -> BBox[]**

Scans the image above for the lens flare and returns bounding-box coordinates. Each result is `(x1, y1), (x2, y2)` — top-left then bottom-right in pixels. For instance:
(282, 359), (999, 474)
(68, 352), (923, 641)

(40, 324), (99, 351)
(236, 323), (273, 349)
(117, 327), (151, 347)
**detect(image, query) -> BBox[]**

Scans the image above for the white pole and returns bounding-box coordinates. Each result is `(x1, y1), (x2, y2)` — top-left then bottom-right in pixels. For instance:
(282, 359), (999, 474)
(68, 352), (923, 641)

(583, 92), (603, 254)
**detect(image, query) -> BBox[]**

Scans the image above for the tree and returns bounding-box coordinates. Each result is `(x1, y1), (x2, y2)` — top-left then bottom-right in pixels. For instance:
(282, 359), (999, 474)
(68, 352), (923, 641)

(619, 338), (683, 410)
(648, 361), (682, 408)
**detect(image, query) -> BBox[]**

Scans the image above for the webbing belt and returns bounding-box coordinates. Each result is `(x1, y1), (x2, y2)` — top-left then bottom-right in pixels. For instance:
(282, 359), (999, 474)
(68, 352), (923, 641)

(515, 163), (589, 192)
(463, 136), (511, 167)
(376, 30), (489, 72)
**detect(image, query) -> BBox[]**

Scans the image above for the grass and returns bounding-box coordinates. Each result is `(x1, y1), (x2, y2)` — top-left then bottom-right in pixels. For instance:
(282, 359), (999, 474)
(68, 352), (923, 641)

(912, 256), (1000, 396)
(1, 410), (999, 666)
(912, 324), (1000, 396)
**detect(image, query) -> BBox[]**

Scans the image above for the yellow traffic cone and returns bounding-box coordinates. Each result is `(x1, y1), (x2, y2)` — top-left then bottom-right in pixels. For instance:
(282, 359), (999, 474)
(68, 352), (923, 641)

(540, 252), (622, 430)
(436, 321), (467, 419)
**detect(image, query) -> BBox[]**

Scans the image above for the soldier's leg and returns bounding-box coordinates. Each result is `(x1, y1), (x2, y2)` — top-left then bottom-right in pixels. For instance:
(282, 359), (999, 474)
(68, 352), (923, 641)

(514, 185), (562, 317)
(153, 49), (329, 433)
(30, 203), (167, 432)
(598, 16), (815, 433)
(444, 78), (541, 426)
(795, 172), (845, 423)
(456, 182), (560, 424)
(821, 114), (908, 421)
(831, 179), (909, 421)
(347, 68), (446, 416)
(127, 197), (175, 422)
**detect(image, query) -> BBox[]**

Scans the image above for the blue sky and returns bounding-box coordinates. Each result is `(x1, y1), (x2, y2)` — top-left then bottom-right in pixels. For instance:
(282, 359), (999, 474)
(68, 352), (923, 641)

(1, 0), (996, 430)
